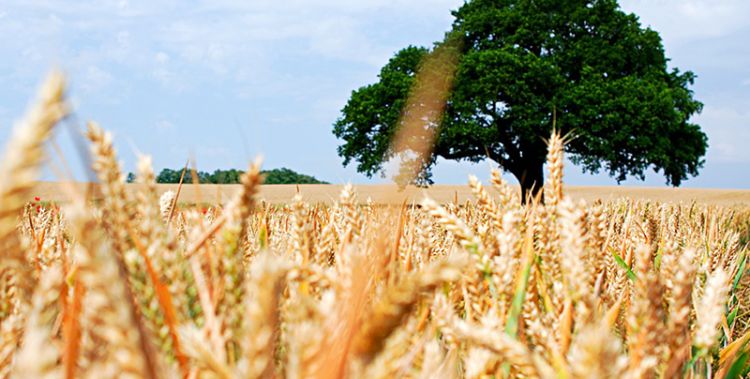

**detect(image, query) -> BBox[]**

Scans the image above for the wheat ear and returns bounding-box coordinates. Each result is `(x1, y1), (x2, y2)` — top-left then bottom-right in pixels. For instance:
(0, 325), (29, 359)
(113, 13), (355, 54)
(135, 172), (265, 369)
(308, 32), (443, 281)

(0, 72), (67, 307)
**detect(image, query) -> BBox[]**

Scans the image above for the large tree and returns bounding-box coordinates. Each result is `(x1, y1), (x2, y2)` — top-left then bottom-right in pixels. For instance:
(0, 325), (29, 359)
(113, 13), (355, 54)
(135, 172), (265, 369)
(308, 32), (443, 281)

(333, 0), (707, 202)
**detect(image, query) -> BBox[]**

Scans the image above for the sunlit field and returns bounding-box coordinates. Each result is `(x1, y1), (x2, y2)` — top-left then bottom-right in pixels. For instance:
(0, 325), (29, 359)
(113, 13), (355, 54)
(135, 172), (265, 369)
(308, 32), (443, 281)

(29, 182), (750, 207)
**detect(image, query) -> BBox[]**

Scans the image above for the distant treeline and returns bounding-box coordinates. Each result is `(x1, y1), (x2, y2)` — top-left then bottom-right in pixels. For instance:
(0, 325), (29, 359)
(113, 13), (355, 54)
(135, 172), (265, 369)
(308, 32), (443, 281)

(127, 167), (328, 184)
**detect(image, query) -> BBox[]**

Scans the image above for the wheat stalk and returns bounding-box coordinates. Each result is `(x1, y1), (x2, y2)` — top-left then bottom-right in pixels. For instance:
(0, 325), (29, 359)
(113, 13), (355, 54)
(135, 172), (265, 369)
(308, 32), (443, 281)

(0, 72), (67, 309)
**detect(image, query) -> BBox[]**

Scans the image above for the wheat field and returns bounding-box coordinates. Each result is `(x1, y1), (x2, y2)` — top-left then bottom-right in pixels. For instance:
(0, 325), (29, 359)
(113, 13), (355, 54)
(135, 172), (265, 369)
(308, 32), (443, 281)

(28, 182), (750, 208)
(3, 74), (750, 379)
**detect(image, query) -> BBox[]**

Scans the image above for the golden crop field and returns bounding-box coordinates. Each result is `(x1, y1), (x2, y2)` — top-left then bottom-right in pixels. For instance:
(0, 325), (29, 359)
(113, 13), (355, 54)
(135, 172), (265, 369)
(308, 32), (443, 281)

(3, 75), (750, 379)
(29, 182), (750, 207)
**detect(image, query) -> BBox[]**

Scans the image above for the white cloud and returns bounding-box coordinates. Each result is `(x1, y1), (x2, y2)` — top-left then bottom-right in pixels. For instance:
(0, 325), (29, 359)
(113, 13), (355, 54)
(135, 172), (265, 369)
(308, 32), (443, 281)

(151, 51), (181, 89)
(0, 0), (462, 96)
(79, 65), (113, 93)
(620, 0), (750, 46)
(196, 0), (460, 14)
(155, 51), (169, 64)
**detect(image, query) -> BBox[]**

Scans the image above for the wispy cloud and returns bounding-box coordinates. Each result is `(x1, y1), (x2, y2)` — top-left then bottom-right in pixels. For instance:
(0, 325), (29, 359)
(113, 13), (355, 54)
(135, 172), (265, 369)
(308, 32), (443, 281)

(621, 0), (750, 45)
(0, 0), (748, 186)
(0, 0), (460, 94)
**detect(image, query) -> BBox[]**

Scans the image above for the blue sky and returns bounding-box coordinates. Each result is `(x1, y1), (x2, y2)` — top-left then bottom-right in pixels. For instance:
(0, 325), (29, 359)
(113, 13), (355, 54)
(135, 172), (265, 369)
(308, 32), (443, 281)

(0, 0), (748, 188)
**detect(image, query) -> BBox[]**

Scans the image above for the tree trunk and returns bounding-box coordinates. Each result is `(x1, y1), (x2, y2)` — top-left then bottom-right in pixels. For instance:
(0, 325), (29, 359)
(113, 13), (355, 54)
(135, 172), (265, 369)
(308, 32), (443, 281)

(514, 162), (544, 205)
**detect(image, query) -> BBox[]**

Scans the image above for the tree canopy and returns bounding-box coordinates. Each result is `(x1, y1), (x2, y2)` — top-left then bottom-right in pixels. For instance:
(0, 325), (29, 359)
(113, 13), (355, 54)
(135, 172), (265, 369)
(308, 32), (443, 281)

(127, 167), (328, 185)
(261, 168), (328, 185)
(333, 0), (707, 202)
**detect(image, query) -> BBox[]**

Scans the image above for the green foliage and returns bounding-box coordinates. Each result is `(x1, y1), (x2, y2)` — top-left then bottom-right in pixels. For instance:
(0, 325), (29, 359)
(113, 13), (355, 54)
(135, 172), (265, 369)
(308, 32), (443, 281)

(131, 167), (328, 185)
(333, 0), (707, 199)
(262, 168), (329, 185)
(333, 46), (429, 181)
(154, 168), (184, 184)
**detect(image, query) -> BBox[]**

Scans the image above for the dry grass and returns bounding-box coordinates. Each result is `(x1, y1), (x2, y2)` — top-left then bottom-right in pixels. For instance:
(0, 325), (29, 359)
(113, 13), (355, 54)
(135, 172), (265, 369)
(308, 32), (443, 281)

(3, 74), (750, 379)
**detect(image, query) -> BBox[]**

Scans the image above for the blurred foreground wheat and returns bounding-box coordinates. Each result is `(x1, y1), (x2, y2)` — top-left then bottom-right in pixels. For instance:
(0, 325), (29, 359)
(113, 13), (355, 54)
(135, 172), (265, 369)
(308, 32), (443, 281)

(2, 75), (750, 379)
